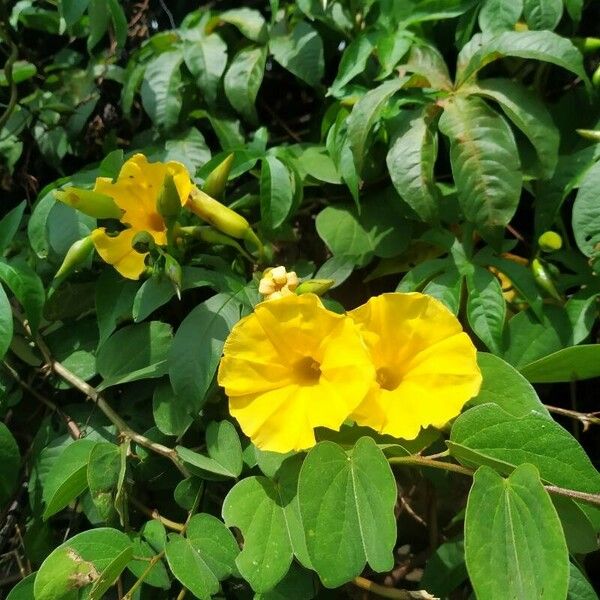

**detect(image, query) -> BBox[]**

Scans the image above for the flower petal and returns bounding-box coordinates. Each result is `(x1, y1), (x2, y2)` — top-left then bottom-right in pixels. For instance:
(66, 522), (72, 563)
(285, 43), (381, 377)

(349, 292), (481, 439)
(219, 293), (375, 452)
(91, 228), (147, 280)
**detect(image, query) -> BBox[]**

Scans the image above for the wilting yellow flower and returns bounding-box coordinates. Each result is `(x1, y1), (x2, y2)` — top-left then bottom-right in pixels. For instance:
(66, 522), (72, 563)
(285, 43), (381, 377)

(258, 266), (299, 300)
(90, 154), (193, 279)
(217, 293), (375, 453)
(349, 293), (481, 440)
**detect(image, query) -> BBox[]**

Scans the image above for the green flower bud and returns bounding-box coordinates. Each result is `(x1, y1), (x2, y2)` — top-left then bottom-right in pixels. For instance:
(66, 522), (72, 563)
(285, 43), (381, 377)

(202, 153), (234, 200)
(131, 231), (155, 254)
(164, 254), (183, 299)
(594, 65), (600, 88)
(156, 172), (181, 224)
(576, 129), (600, 142)
(54, 187), (122, 219)
(296, 279), (335, 296)
(54, 235), (95, 280)
(531, 258), (562, 301)
(184, 188), (263, 258)
(538, 231), (563, 252)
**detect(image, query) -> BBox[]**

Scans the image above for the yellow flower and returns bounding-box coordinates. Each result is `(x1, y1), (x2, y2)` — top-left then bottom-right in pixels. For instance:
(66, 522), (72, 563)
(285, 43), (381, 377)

(217, 293), (375, 453)
(348, 292), (481, 440)
(91, 154), (193, 280)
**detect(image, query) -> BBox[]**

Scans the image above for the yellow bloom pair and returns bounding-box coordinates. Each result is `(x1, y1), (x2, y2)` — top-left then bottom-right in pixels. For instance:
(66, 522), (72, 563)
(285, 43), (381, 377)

(218, 292), (482, 453)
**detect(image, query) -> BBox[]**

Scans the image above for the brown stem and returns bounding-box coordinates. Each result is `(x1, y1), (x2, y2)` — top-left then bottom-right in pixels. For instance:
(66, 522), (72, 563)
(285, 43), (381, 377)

(545, 404), (600, 430)
(390, 455), (600, 508)
(2, 361), (82, 440)
(129, 497), (185, 532)
(352, 576), (437, 599)
(14, 309), (189, 477)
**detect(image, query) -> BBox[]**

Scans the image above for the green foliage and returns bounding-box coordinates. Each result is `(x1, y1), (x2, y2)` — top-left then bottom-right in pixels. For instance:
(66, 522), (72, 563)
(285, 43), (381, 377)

(1, 0), (600, 598)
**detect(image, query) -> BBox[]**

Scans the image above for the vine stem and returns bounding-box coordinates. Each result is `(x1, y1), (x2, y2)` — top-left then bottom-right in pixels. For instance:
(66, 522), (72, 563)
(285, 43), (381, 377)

(389, 455), (600, 508)
(122, 551), (165, 600)
(14, 309), (189, 477)
(544, 404), (600, 430)
(129, 497), (184, 532)
(352, 576), (437, 599)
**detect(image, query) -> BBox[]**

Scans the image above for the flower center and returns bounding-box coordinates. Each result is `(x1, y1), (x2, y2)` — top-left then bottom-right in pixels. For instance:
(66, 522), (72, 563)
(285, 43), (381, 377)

(376, 366), (400, 391)
(148, 212), (166, 232)
(293, 356), (322, 384)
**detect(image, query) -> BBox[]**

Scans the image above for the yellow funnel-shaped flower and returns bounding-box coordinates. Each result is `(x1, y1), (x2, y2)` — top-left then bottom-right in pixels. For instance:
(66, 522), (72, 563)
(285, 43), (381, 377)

(218, 294), (375, 453)
(89, 153), (193, 280)
(348, 293), (482, 440)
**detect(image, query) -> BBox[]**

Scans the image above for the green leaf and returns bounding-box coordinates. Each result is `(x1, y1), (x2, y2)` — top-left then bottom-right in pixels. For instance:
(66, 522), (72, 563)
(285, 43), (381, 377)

(478, 0), (523, 33)
(0, 259), (45, 334)
(469, 353), (550, 418)
(456, 31), (588, 88)
(152, 380), (193, 437)
(183, 33), (228, 106)
(222, 458), (306, 592)
(28, 190), (55, 259)
(0, 201), (25, 254)
(0, 422), (20, 507)
(466, 266), (506, 353)
(422, 268), (463, 314)
(467, 78), (559, 177)
(523, 0), (563, 30)
(520, 345), (600, 382)
(163, 127), (211, 174)
(132, 276), (176, 323)
(449, 403), (600, 526)
(568, 563), (598, 600)
(87, 442), (123, 521)
(169, 293), (242, 410)
(329, 34), (376, 96)
(224, 45), (267, 124)
(298, 437), (397, 588)
(96, 321), (173, 390)
(503, 306), (571, 368)
(255, 563), (317, 600)
(60, 0), (90, 27)
(34, 528), (132, 600)
(270, 21), (324, 87)
(165, 514), (238, 599)
(6, 571), (36, 599)
(573, 160), (600, 258)
(316, 202), (410, 265)
(42, 439), (96, 520)
(465, 464), (569, 600)
(0, 283), (13, 362)
(438, 95), (521, 243)
(386, 108), (440, 223)
(347, 78), (407, 174)
(176, 420), (242, 479)
(87, 0), (110, 50)
(218, 7), (267, 42)
(128, 521), (170, 589)
(260, 155), (294, 229)
(107, 0), (127, 48)
(95, 270), (139, 345)
(421, 539), (467, 597)
(141, 50), (184, 130)
(403, 42), (453, 90)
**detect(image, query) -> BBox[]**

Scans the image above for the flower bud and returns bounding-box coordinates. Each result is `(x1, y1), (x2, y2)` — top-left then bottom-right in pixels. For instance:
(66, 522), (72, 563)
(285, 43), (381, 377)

(202, 153), (234, 200)
(156, 172), (181, 224)
(296, 279), (335, 296)
(54, 235), (95, 280)
(54, 187), (122, 219)
(531, 258), (562, 301)
(131, 231), (156, 254)
(184, 187), (263, 256)
(259, 266), (299, 300)
(187, 226), (254, 261)
(576, 129), (600, 142)
(164, 254), (183, 299)
(538, 231), (563, 252)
